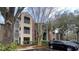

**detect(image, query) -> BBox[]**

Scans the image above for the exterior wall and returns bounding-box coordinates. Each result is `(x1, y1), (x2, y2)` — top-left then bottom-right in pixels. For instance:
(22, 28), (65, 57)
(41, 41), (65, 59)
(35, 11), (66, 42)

(33, 23), (53, 41)
(14, 12), (58, 45)
(33, 23), (57, 41)
(19, 12), (33, 45)
(14, 12), (33, 45)
(32, 20), (35, 40)
(14, 19), (19, 44)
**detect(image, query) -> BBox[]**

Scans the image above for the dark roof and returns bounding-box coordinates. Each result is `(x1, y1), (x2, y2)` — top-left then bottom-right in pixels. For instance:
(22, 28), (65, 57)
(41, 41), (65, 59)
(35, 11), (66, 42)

(0, 23), (4, 25)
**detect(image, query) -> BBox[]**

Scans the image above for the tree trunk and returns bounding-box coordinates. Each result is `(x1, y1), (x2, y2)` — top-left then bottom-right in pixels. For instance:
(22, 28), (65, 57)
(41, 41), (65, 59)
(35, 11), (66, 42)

(40, 24), (43, 45)
(37, 23), (43, 46)
(3, 12), (14, 44)
(37, 23), (40, 45)
(60, 33), (63, 40)
(48, 30), (51, 40)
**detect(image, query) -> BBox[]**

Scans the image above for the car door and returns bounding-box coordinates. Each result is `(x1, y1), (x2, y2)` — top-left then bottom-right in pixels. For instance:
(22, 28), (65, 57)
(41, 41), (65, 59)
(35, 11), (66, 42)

(53, 41), (65, 50)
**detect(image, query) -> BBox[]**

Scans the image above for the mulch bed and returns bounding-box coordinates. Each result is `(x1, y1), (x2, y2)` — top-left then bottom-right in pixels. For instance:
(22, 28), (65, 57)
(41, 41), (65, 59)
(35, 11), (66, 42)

(17, 45), (48, 49)
(17, 45), (32, 49)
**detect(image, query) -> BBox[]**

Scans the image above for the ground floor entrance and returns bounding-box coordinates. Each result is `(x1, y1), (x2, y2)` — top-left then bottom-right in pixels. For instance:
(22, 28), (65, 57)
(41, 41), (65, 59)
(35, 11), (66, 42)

(23, 37), (30, 45)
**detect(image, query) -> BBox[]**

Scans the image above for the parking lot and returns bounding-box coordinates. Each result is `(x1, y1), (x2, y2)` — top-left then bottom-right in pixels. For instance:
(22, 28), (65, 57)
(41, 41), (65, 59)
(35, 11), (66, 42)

(24, 47), (63, 51)
(24, 47), (79, 51)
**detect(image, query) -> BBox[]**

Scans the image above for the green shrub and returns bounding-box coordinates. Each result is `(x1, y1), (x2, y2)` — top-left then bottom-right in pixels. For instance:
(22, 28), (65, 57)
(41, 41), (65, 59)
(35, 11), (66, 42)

(0, 42), (17, 51)
(32, 41), (38, 45)
(6, 42), (17, 51)
(0, 43), (5, 51)
(41, 40), (48, 46)
(32, 40), (48, 46)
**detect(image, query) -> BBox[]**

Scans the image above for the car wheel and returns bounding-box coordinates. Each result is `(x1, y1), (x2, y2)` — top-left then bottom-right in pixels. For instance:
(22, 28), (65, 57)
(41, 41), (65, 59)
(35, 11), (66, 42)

(49, 45), (53, 49)
(67, 47), (72, 51)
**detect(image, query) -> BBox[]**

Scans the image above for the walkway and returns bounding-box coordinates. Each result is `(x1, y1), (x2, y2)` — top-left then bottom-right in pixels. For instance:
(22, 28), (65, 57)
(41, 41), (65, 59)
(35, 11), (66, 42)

(16, 46), (35, 51)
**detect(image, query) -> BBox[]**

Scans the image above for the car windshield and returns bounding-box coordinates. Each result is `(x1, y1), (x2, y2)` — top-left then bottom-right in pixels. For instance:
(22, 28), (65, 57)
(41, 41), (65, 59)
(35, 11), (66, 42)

(53, 41), (64, 44)
(72, 41), (79, 44)
(62, 41), (78, 47)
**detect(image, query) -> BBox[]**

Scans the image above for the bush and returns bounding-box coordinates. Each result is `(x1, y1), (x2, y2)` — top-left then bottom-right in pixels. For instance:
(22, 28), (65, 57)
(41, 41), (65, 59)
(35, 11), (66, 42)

(32, 41), (38, 45)
(0, 42), (17, 51)
(0, 43), (5, 51)
(41, 40), (48, 46)
(32, 40), (48, 46)
(6, 42), (17, 51)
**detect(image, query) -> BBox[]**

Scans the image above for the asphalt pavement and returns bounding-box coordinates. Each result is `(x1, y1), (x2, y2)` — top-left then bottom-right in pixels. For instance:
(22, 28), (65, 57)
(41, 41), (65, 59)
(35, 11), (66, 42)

(24, 48), (58, 51)
(24, 48), (79, 51)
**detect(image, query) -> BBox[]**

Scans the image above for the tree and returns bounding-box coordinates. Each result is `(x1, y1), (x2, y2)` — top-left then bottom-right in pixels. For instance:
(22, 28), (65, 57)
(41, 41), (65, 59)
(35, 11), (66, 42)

(74, 10), (79, 40)
(0, 7), (24, 44)
(27, 7), (56, 45)
(51, 10), (76, 40)
(51, 9), (79, 40)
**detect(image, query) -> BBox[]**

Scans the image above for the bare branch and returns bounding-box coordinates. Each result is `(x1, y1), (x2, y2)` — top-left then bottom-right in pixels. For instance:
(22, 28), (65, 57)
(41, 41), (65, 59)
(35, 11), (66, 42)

(27, 7), (56, 23)
(15, 7), (24, 17)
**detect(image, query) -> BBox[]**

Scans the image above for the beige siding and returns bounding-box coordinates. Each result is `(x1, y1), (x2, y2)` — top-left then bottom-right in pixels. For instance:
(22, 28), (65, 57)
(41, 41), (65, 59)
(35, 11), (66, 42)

(19, 12), (33, 45)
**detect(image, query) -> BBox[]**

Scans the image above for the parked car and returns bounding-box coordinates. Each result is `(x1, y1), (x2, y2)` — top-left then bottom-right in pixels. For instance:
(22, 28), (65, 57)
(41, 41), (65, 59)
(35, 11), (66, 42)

(70, 40), (79, 49)
(48, 40), (79, 51)
(70, 40), (79, 45)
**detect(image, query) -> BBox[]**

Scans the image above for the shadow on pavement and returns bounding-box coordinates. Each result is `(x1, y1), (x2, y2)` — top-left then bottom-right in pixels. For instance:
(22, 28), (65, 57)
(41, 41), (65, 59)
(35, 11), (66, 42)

(24, 48), (59, 51)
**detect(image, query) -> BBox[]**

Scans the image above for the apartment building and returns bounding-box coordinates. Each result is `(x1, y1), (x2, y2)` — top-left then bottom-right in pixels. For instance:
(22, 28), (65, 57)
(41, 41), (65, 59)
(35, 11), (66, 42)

(13, 12), (59, 45)
(14, 12), (34, 45)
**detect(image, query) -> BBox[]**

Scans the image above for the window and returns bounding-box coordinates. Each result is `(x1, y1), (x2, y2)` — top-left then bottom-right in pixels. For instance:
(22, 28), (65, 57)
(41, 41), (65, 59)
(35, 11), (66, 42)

(24, 17), (30, 24)
(15, 40), (18, 45)
(53, 32), (55, 34)
(15, 30), (19, 38)
(23, 37), (30, 44)
(16, 20), (19, 23)
(19, 27), (21, 30)
(16, 30), (18, 32)
(24, 27), (30, 34)
(53, 41), (63, 44)
(43, 32), (46, 40)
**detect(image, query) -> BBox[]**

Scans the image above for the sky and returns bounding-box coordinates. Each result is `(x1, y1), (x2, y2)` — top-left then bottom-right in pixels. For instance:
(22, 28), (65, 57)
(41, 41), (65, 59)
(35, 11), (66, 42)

(0, 12), (4, 24)
(0, 7), (79, 24)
